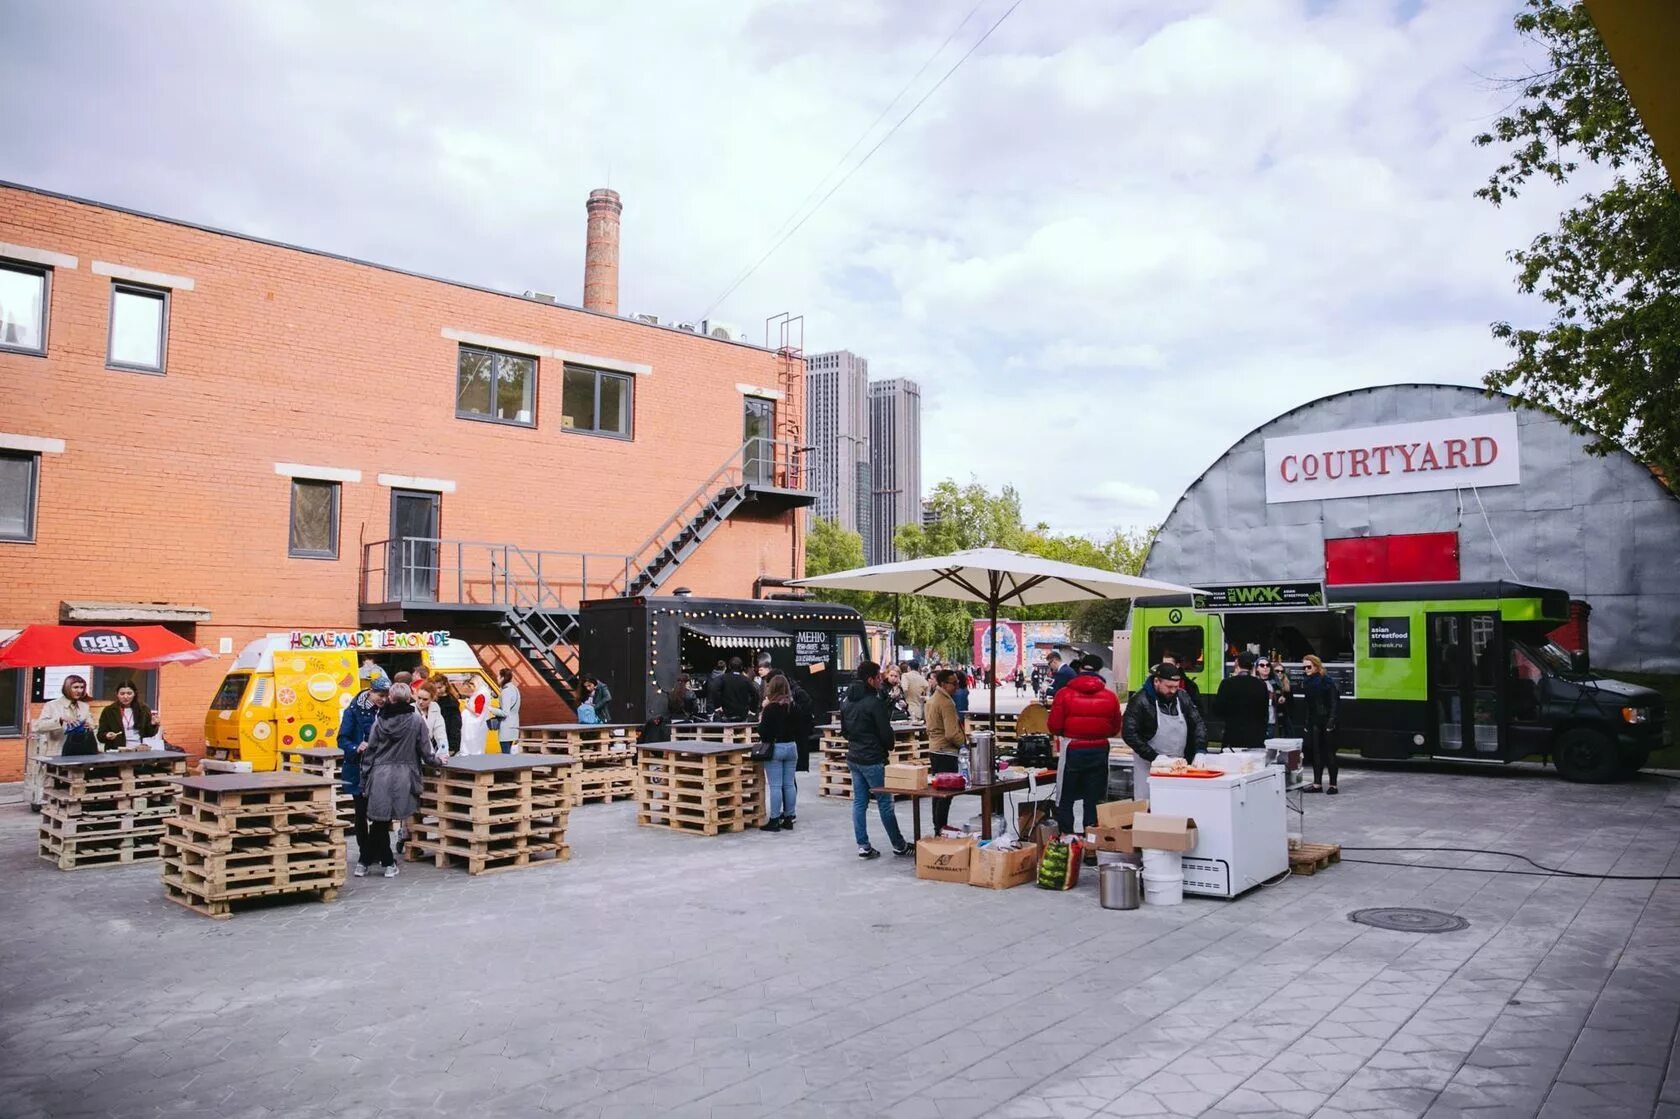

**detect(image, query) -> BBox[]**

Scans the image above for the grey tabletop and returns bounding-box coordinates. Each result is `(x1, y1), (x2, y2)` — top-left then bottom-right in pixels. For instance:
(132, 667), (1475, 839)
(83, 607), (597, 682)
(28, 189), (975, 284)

(521, 723), (639, 732)
(176, 772), (335, 793)
(278, 747), (343, 759)
(41, 750), (187, 768)
(639, 740), (758, 757)
(434, 753), (579, 772)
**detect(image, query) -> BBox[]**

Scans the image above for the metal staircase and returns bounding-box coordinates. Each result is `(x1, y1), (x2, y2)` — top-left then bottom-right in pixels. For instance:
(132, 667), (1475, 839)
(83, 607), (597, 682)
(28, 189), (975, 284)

(359, 436), (811, 700)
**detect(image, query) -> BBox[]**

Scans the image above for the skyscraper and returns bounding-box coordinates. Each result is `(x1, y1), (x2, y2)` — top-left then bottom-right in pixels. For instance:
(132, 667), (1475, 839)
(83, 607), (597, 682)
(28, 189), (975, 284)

(868, 377), (922, 564)
(804, 350), (871, 534)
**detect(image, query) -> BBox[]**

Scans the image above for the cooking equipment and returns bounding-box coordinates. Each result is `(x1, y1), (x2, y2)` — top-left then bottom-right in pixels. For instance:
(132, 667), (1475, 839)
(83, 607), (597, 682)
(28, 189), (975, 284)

(1098, 862), (1141, 910)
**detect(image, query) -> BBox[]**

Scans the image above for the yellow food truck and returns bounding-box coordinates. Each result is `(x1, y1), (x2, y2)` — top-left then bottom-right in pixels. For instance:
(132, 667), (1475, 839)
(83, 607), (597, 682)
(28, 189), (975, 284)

(203, 629), (503, 770)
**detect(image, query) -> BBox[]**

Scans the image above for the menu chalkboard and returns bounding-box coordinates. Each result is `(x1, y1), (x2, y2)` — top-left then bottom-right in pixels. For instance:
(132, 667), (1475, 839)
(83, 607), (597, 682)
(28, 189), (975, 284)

(795, 631), (831, 667)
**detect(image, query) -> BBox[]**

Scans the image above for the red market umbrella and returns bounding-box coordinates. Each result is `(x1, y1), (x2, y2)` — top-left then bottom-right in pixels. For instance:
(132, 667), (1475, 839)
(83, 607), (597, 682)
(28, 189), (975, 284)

(0, 625), (213, 669)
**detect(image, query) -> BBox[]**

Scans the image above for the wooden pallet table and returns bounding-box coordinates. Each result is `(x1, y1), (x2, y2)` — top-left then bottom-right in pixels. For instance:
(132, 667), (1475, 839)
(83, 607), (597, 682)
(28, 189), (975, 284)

(815, 723), (930, 798)
(1288, 842), (1342, 876)
(520, 724), (637, 804)
(279, 746), (356, 827)
(636, 741), (765, 836)
(37, 751), (188, 871)
(162, 773), (345, 919)
(668, 721), (758, 746)
(407, 754), (577, 874)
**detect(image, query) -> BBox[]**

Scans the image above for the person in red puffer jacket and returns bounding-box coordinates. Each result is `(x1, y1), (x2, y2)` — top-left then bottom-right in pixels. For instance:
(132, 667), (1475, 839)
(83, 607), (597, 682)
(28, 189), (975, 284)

(1047, 655), (1123, 842)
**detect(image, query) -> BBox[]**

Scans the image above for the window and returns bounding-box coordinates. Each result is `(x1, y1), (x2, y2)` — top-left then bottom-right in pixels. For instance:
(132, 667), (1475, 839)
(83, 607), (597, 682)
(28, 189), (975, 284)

(107, 283), (169, 372)
(91, 667), (159, 709)
(1147, 625), (1205, 674)
(0, 668), (22, 736)
(288, 479), (340, 559)
(210, 673), (250, 710)
(561, 365), (633, 438)
(0, 262), (49, 355)
(455, 345), (536, 426)
(0, 451), (38, 542)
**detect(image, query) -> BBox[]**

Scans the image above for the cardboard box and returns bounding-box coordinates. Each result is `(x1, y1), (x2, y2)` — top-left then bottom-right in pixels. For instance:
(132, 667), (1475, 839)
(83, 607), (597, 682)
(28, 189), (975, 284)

(915, 836), (976, 883)
(1086, 824), (1134, 853)
(1017, 797), (1057, 837)
(1096, 799), (1148, 828)
(968, 842), (1039, 890)
(1130, 813), (1198, 852)
(884, 763), (930, 791)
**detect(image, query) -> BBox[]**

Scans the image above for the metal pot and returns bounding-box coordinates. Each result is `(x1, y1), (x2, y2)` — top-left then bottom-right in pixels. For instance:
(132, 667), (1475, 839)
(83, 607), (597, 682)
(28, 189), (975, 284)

(1099, 862), (1141, 910)
(968, 731), (995, 785)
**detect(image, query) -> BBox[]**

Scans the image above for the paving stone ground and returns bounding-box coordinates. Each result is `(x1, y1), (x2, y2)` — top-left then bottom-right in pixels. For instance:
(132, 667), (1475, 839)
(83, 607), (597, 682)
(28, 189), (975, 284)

(1, 763), (1677, 1119)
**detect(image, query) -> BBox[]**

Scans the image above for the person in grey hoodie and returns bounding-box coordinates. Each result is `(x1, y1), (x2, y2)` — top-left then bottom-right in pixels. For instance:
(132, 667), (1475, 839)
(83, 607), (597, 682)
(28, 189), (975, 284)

(840, 661), (910, 859)
(357, 682), (432, 879)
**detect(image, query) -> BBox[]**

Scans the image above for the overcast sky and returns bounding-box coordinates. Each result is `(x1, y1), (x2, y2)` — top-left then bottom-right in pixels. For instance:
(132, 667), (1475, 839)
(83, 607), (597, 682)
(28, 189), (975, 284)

(2, 0), (1577, 536)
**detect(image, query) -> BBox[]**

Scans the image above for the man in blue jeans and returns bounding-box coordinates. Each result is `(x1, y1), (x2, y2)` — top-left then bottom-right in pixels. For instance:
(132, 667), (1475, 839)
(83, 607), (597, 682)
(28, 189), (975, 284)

(841, 660), (911, 859)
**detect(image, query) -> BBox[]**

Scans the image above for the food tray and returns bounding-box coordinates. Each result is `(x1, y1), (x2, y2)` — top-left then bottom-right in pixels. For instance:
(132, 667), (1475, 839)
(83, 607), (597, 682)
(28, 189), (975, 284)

(1152, 768), (1224, 779)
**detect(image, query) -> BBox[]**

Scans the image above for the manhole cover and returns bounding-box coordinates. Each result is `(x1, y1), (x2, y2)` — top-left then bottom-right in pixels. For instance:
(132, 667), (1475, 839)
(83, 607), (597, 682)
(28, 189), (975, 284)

(1349, 907), (1469, 933)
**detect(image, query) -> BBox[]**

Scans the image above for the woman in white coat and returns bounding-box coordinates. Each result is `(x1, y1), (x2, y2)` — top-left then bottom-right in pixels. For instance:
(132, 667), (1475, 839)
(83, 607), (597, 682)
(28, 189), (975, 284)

(27, 675), (95, 807)
(457, 680), (502, 756)
(415, 683), (450, 761)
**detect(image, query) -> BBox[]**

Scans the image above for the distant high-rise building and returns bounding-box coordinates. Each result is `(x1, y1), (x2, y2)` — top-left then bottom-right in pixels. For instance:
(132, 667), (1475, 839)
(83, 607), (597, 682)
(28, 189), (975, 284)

(804, 350), (871, 535)
(868, 377), (922, 564)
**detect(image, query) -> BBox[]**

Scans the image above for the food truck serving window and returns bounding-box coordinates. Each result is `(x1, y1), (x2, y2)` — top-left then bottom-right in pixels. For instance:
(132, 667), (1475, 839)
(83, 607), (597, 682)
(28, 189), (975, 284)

(210, 674), (249, 710)
(834, 634), (863, 672)
(1147, 627), (1204, 673)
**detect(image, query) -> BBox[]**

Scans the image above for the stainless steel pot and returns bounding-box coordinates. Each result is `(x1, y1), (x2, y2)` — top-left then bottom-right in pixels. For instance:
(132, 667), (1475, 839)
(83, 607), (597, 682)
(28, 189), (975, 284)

(1099, 862), (1141, 910)
(968, 731), (995, 785)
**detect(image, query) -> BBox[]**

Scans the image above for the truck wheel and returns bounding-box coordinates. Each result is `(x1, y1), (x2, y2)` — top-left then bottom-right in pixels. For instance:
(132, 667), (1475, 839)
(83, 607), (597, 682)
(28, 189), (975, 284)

(1553, 728), (1619, 783)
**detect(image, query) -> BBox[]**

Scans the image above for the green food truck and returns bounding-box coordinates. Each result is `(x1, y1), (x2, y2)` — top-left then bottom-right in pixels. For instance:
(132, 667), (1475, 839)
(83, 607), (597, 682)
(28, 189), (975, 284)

(1127, 580), (1667, 783)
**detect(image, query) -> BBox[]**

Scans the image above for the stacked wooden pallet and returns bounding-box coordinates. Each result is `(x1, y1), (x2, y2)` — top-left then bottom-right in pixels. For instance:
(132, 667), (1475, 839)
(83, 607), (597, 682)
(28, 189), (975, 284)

(816, 723), (932, 799)
(278, 746), (356, 828)
(1288, 842), (1342, 876)
(38, 751), (188, 871)
(668, 722), (758, 746)
(407, 755), (577, 874)
(520, 724), (637, 804)
(162, 773), (345, 919)
(636, 741), (765, 836)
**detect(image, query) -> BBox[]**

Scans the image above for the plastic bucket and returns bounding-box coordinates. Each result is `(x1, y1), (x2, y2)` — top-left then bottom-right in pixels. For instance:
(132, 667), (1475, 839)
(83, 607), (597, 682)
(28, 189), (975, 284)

(1141, 848), (1183, 906)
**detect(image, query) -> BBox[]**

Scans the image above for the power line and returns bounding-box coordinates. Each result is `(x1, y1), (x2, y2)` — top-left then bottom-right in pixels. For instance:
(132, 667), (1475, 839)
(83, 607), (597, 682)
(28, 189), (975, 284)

(703, 0), (989, 317)
(699, 0), (1026, 320)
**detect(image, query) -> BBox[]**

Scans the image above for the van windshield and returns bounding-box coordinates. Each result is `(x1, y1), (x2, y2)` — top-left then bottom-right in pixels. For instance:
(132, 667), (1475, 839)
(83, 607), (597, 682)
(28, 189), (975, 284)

(210, 674), (249, 710)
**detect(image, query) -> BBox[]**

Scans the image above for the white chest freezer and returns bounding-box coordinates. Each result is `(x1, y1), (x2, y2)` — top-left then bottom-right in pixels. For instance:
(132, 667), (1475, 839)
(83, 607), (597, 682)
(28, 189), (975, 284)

(1146, 766), (1288, 898)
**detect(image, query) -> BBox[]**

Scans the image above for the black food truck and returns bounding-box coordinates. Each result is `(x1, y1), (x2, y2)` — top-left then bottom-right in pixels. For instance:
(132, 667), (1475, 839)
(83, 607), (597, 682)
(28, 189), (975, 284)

(577, 595), (868, 726)
(1127, 580), (1667, 783)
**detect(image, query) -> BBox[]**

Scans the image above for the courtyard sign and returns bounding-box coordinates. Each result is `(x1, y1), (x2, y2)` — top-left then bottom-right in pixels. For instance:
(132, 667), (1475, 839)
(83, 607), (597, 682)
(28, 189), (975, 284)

(1264, 414), (1521, 504)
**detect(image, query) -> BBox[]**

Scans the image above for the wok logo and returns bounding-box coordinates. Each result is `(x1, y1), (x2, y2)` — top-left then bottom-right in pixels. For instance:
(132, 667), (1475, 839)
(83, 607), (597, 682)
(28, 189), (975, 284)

(1227, 586), (1284, 605)
(74, 630), (137, 656)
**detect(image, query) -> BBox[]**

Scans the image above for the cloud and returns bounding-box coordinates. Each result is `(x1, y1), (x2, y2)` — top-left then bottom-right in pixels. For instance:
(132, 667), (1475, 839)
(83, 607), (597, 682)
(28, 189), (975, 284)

(0, 0), (1580, 539)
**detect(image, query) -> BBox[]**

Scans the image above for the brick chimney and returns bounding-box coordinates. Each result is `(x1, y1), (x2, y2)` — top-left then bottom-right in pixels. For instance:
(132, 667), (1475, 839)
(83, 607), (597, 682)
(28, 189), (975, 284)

(583, 188), (622, 314)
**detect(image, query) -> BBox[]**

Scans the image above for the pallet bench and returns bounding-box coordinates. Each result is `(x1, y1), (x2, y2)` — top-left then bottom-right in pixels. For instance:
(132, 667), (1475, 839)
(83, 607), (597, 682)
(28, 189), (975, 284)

(161, 772), (346, 919)
(636, 741), (765, 836)
(1289, 842), (1342, 875)
(37, 751), (188, 871)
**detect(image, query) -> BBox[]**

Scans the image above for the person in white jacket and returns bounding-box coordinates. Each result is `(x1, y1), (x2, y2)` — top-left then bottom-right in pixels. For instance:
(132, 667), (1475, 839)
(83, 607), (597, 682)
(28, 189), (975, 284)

(415, 684), (450, 761)
(458, 680), (501, 756)
(27, 675), (95, 807)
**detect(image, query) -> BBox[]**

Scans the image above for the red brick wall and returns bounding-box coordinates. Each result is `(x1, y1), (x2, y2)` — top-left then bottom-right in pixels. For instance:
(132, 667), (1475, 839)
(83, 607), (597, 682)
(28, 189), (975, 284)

(0, 185), (804, 779)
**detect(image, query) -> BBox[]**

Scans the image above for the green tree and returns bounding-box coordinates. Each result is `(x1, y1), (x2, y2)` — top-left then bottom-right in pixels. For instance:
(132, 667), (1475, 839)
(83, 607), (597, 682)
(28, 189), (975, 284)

(1475, 0), (1680, 483)
(803, 517), (886, 617)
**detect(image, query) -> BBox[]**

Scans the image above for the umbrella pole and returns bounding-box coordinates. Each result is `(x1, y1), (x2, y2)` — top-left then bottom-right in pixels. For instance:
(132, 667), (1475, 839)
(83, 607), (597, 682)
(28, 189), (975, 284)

(989, 589), (999, 734)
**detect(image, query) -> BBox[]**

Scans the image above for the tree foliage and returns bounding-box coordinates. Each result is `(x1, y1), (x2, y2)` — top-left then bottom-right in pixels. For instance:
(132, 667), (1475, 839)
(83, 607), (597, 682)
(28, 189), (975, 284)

(1474, 0), (1680, 483)
(803, 516), (887, 618)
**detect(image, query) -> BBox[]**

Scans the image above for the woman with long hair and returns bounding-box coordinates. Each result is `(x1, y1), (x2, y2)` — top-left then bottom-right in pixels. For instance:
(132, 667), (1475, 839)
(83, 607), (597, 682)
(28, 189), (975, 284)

(97, 680), (158, 751)
(1300, 654), (1341, 794)
(29, 675), (96, 808)
(434, 675), (463, 755)
(754, 673), (804, 831)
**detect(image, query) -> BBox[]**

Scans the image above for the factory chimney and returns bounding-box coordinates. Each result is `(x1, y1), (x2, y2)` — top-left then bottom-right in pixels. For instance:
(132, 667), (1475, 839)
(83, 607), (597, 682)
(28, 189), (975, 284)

(583, 188), (622, 315)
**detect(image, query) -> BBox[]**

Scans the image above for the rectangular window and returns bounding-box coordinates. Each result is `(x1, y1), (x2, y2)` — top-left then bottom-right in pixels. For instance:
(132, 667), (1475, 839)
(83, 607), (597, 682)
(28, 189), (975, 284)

(455, 344), (536, 426)
(0, 668), (22, 736)
(107, 283), (169, 372)
(0, 451), (39, 542)
(91, 667), (159, 709)
(561, 365), (634, 438)
(288, 479), (340, 559)
(0, 261), (49, 355)
(210, 673), (250, 710)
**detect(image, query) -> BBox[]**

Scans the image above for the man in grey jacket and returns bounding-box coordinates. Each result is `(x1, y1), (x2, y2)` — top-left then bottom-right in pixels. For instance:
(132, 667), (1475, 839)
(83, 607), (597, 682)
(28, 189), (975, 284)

(841, 661), (911, 859)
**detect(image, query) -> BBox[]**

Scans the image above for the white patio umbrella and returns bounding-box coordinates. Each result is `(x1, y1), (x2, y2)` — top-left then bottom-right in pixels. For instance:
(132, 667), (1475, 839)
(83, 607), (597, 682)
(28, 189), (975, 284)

(792, 547), (1199, 725)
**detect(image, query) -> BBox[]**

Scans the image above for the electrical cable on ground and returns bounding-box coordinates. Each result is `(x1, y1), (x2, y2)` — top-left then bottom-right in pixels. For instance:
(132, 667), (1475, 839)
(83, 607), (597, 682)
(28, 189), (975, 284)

(698, 0), (1027, 319)
(1342, 845), (1680, 881)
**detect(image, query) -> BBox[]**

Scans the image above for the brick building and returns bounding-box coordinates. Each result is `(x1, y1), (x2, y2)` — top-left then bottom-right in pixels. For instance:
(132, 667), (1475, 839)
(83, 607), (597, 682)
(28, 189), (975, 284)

(0, 181), (811, 780)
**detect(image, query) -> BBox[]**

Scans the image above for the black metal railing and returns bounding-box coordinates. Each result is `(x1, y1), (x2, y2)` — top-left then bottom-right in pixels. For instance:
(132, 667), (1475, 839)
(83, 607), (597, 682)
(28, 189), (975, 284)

(360, 538), (632, 607)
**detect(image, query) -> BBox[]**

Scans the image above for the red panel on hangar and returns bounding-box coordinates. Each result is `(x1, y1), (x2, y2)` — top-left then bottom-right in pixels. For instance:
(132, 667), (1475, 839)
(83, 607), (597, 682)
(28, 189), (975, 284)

(1324, 532), (1459, 586)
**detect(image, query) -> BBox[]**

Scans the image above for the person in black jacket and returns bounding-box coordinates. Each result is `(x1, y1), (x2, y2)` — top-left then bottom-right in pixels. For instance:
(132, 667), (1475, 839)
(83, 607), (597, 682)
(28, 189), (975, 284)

(755, 674), (807, 831)
(1213, 651), (1270, 749)
(719, 657), (759, 721)
(840, 661), (910, 859)
(704, 661), (727, 714)
(1122, 664), (1208, 799)
(1300, 654), (1341, 793)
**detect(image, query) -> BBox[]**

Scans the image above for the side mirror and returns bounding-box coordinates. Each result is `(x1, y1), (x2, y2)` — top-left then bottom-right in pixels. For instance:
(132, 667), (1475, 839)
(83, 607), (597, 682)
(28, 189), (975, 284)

(1571, 650), (1590, 675)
